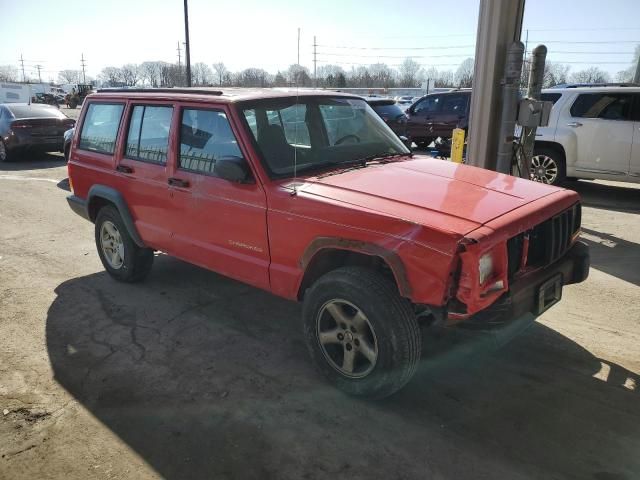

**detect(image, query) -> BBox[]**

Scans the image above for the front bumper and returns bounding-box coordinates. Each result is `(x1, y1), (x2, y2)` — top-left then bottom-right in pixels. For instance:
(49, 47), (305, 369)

(458, 241), (590, 325)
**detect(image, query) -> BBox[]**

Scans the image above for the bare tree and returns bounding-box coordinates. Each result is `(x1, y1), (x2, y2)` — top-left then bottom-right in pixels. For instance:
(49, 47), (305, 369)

(369, 63), (396, 88)
(99, 67), (123, 87)
(287, 64), (311, 86)
(455, 58), (474, 87)
(615, 44), (640, 82)
(192, 62), (212, 86)
(424, 67), (455, 88)
(139, 61), (164, 87)
(58, 69), (82, 84)
(120, 64), (139, 86)
(399, 58), (420, 87)
(212, 62), (228, 86)
(570, 67), (610, 84)
(0, 65), (19, 82)
(543, 62), (570, 87)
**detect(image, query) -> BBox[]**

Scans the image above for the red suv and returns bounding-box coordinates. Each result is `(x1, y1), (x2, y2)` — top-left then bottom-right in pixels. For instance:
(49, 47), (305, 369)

(66, 88), (589, 398)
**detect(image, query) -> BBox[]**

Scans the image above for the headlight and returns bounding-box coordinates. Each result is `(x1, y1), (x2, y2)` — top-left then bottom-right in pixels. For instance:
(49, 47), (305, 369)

(478, 253), (494, 284)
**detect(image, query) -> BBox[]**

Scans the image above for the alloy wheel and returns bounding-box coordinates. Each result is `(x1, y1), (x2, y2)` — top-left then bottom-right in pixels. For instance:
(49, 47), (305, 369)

(530, 154), (559, 185)
(100, 221), (124, 269)
(316, 299), (378, 378)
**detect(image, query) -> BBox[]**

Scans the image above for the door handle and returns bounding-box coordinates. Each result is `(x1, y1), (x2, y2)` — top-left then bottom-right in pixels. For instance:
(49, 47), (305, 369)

(168, 177), (190, 188)
(567, 122), (583, 128)
(116, 165), (133, 174)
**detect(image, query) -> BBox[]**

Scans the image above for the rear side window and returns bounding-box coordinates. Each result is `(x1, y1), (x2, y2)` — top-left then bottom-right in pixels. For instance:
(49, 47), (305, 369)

(440, 94), (468, 115)
(126, 105), (173, 164)
(570, 93), (632, 120)
(179, 108), (243, 175)
(79, 103), (124, 154)
(541, 93), (562, 105)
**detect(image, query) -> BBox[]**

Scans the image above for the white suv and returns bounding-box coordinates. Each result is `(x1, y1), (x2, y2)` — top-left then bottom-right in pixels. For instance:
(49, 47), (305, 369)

(533, 86), (640, 185)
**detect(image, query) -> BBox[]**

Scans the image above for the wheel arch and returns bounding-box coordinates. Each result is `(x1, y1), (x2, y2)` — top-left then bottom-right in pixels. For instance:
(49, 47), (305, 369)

(87, 185), (145, 248)
(297, 238), (412, 301)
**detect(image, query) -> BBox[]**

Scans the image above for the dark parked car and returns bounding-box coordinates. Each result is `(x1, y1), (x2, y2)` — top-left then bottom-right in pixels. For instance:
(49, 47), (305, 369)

(363, 97), (408, 139)
(406, 89), (471, 148)
(0, 103), (75, 162)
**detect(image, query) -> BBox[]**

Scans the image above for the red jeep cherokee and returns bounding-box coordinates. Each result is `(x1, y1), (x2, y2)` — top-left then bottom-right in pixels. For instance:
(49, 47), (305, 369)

(66, 88), (589, 398)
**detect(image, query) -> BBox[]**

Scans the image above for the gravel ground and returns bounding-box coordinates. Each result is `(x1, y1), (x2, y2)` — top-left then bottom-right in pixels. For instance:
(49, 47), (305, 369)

(0, 144), (639, 479)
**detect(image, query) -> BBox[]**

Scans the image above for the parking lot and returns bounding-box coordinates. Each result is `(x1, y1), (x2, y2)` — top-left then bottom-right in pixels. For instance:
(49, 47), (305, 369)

(1, 101), (639, 478)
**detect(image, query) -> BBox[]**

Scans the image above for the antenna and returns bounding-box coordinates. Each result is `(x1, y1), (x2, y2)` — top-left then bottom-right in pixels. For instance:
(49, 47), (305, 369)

(292, 27), (301, 196)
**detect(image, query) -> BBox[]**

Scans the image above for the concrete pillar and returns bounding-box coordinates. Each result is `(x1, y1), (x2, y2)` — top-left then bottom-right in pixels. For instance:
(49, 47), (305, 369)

(467, 0), (526, 170)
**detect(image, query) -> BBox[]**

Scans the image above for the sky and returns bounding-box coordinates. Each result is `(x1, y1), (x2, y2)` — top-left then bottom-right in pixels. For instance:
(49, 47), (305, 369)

(1, 0), (639, 83)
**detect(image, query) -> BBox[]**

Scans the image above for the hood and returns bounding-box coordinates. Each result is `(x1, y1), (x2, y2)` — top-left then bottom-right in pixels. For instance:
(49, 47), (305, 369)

(300, 156), (561, 236)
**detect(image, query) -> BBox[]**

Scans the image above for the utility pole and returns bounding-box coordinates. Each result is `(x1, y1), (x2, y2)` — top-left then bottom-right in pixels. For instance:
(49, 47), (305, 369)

(634, 53), (640, 84)
(20, 54), (26, 82)
(35, 64), (43, 83)
(313, 35), (317, 88)
(80, 53), (87, 84)
(466, 0), (525, 170)
(297, 28), (301, 66)
(177, 42), (182, 69)
(183, 0), (192, 87)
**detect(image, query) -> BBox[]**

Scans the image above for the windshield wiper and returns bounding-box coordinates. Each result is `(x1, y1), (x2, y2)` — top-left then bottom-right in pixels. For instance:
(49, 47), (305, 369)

(353, 151), (412, 167)
(315, 152), (412, 178)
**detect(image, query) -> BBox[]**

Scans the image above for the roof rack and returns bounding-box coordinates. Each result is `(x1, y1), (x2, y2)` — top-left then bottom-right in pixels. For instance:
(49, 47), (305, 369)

(553, 82), (639, 89)
(96, 87), (223, 96)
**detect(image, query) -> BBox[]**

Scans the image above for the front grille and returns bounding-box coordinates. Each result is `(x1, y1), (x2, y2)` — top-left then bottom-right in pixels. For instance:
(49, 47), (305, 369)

(507, 203), (581, 277)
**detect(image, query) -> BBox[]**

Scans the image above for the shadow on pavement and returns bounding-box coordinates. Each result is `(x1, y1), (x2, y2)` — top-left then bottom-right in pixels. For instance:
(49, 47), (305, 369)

(568, 180), (640, 213)
(0, 152), (65, 171)
(580, 227), (640, 287)
(46, 256), (640, 480)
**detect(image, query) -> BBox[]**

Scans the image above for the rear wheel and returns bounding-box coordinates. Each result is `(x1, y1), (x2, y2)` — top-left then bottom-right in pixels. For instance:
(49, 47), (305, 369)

(303, 267), (422, 398)
(95, 205), (154, 282)
(530, 146), (566, 186)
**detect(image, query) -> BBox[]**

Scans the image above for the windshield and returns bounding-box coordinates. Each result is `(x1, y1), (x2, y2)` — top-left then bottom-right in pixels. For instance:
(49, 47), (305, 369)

(241, 97), (409, 177)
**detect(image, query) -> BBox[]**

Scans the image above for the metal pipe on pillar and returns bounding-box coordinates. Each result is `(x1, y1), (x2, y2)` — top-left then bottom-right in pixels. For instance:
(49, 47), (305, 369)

(495, 42), (525, 174)
(521, 45), (548, 165)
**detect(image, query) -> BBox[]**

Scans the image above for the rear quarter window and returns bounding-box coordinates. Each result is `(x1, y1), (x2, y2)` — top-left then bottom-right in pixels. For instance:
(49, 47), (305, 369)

(540, 93), (562, 105)
(79, 103), (125, 154)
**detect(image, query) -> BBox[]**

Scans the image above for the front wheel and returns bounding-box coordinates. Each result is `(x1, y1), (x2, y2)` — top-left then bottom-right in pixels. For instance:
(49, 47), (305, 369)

(530, 146), (566, 186)
(95, 205), (154, 282)
(303, 267), (422, 398)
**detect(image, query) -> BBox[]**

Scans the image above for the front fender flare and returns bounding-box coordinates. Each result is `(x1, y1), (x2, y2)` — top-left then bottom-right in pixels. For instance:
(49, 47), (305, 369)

(299, 237), (412, 298)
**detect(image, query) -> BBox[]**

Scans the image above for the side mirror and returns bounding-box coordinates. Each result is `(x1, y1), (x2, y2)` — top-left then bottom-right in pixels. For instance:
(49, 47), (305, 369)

(216, 156), (251, 183)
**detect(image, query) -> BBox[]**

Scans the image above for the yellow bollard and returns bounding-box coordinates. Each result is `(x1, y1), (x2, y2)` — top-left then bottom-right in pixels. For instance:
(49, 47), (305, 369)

(451, 128), (465, 164)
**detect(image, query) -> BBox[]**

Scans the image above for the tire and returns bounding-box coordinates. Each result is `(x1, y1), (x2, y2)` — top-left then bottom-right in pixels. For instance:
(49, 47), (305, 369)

(95, 205), (154, 282)
(0, 140), (10, 163)
(531, 146), (566, 186)
(303, 266), (421, 398)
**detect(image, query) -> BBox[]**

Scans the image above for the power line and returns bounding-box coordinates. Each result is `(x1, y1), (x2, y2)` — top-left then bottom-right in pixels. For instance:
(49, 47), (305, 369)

(528, 40), (640, 44)
(317, 44), (476, 51)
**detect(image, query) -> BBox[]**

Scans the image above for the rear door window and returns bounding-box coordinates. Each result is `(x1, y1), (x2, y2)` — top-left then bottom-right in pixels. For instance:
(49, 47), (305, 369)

(78, 103), (124, 154)
(569, 93), (633, 121)
(125, 105), (173, 164)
